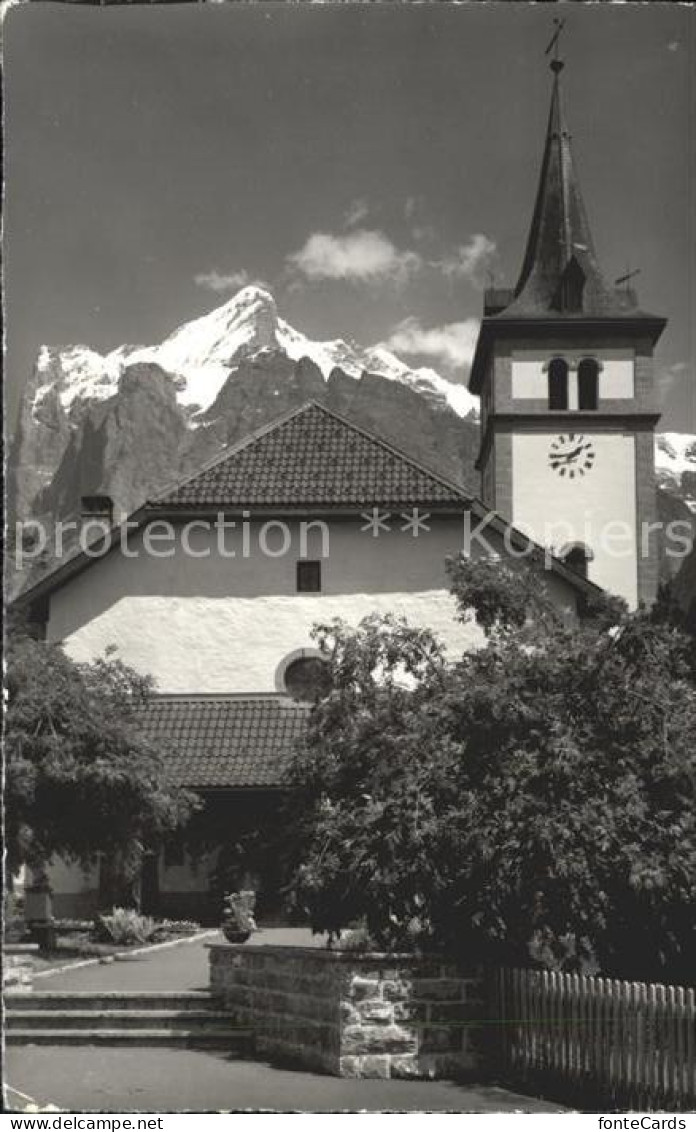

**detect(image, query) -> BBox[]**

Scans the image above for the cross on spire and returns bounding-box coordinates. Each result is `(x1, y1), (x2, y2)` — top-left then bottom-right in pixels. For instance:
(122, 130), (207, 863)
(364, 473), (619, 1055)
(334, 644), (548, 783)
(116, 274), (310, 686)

(501, 24), (636, 318)
(544, 17), (566, 72)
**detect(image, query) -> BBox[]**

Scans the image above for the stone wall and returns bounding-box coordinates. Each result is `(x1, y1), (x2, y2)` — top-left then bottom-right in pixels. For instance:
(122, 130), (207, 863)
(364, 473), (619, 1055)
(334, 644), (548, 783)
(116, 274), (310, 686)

(209, 944), (484, 1080)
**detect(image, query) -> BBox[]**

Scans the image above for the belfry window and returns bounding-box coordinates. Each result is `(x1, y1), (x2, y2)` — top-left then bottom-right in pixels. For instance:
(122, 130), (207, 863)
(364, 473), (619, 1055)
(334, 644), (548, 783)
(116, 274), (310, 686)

(548, 358), (569, 410)
(578, 358), (599, 411)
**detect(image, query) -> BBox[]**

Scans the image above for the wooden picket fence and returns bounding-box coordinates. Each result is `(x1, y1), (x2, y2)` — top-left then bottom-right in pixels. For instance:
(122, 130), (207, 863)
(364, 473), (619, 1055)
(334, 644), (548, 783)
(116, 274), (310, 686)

(495, 967), (696, 1110)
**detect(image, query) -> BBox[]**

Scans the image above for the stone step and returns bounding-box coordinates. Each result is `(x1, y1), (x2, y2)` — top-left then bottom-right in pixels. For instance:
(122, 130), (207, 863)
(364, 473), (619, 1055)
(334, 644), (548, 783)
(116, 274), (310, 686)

(6, 1027), (252, 1048)
(4, 991), (214, 1013)
(5, 1009), (235, 1031)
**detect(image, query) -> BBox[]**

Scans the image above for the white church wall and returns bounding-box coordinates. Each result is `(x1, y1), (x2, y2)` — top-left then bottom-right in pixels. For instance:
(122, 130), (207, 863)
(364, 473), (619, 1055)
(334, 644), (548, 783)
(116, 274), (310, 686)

(47, 516), (578, 694)
(599, 356), (635, 399)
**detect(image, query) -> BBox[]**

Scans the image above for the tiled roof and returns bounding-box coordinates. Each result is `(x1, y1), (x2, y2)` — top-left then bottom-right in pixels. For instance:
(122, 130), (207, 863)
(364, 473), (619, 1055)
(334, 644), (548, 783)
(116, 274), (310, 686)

(140, 695), (309, 789)
(146, 401), (469, 510)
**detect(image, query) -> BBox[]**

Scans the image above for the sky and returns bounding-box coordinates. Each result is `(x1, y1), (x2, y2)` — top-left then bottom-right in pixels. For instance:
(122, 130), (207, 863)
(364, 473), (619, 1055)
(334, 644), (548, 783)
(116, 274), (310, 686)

(4, 2), (695, 430)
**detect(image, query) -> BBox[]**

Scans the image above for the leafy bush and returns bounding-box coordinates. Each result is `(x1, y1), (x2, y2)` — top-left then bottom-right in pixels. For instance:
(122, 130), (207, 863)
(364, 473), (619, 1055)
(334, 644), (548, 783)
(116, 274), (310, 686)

(330, 921), (380, 953)
(4, 890), (25, 919)
(5, 633), (200, 901)
(3, 891), (28, 944)
(93, 907), (160, 946)
(287, 562), (696, 982)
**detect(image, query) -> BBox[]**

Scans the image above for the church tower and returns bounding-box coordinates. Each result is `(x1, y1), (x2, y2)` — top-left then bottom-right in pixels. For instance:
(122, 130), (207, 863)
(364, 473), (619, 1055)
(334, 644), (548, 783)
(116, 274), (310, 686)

(468, 49), (666, 609)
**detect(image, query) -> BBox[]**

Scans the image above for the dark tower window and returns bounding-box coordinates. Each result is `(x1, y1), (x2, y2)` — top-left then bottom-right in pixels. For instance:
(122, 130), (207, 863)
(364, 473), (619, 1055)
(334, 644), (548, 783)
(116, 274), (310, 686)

(561, 543), (593, 579)
(559, 257), (586, 313)
(578, 358), (599, 410)
(548, 358), (569, 410)
(296, 560), (321, 593)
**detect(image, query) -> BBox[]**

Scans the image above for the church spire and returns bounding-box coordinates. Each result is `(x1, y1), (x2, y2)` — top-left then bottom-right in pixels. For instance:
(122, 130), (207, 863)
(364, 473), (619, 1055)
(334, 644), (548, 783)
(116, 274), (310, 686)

(497, 42), (641, 320)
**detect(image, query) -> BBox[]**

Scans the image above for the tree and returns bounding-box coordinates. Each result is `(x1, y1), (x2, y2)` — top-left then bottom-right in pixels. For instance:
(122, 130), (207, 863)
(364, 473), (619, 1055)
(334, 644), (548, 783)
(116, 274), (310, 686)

(5, 633), (199, 907)
(287, 560), (696, 982)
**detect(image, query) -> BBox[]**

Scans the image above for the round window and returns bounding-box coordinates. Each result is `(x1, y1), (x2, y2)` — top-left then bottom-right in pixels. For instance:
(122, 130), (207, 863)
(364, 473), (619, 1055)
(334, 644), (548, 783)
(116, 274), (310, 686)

(283, 657), (332, 702)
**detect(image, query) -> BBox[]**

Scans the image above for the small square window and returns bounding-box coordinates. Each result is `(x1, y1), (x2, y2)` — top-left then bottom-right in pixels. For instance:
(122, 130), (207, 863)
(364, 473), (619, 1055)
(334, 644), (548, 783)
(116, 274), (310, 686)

(297, 560), (321, 593)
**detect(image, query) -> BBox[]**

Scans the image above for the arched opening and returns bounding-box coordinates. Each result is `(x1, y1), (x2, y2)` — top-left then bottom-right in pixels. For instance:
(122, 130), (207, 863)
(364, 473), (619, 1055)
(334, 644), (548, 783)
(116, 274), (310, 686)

(548, 358), (569, 411)
(560, 542), (594, 579)
(279, 654), (332, 703)
(578, 358), (599, 411)
(558, 257), (586, 313)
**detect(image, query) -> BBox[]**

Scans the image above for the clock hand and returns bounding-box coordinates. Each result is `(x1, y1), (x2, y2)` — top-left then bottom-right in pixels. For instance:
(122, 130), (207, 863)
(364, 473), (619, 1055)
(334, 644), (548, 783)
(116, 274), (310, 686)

(558, 445), (584, 463)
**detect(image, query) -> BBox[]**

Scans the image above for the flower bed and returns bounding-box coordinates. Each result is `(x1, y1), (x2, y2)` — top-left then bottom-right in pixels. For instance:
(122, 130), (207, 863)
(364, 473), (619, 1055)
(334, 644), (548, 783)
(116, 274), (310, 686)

(5, 913), (203, 968)
(210, 943), (484, 1080)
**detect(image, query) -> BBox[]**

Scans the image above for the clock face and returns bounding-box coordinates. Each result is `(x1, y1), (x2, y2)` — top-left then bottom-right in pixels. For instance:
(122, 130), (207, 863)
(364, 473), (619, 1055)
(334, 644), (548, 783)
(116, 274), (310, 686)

(548, 433), (596, 478)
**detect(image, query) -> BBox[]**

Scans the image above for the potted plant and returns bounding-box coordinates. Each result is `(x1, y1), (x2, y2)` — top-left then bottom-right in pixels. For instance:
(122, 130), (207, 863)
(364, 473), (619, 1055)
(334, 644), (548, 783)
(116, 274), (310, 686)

(221, 890), (257, 944)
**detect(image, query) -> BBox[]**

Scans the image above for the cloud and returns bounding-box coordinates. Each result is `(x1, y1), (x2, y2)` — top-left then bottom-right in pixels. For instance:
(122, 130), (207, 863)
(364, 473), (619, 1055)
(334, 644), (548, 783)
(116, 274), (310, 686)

(412, 223), (437, 244)
(343, 198), (370, 228)
(403, 197), (437, 243)
(194, 269), (250, 293)
(437, 234), (497, 288)
(667, 40), (680, 52)
(657, 361), (689, 402)
(382, 316), (480, 374)
(287, 229), (422, 284)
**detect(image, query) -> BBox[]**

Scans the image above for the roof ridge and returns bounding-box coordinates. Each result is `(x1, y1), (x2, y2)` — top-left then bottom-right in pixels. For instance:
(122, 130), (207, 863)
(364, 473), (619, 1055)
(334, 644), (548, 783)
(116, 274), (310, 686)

(145, 402), (317, 506)
(148, 399), (471, 508)
(297, 400), (473, 502)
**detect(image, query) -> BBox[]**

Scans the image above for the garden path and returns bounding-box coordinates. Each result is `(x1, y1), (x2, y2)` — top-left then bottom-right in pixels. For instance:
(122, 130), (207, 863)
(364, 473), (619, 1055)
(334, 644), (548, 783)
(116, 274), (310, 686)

(35, 928), (326, 992)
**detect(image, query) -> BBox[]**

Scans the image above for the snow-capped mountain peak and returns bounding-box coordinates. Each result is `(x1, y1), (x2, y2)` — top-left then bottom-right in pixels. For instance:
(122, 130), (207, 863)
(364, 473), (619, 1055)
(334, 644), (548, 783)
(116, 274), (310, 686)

(655, 431), (696, 511)
(29, 290), (695, 492)
(31, 285), (480, 420)
(123, 285), (279, 409)
(656, 432), (696, 473)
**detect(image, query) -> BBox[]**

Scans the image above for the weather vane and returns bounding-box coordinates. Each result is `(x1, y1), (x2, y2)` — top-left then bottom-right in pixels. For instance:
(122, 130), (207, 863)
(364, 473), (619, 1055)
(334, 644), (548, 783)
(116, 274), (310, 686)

(615, 266), (642, 290)
(544, 18), (566, 70)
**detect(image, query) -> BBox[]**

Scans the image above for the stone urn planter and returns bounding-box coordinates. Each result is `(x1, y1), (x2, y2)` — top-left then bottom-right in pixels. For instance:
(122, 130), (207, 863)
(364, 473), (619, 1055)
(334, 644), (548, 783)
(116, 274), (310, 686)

(24, 880), (57, 951)
(221, 890), (256, 944)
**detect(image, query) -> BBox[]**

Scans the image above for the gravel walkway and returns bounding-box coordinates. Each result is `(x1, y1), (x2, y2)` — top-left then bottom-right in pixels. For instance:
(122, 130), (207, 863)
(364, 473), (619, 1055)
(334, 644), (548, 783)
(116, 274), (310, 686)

(8, 928), (565, 1112)
(34, 928), (326, 993)
(5, 1047), (566, 1113)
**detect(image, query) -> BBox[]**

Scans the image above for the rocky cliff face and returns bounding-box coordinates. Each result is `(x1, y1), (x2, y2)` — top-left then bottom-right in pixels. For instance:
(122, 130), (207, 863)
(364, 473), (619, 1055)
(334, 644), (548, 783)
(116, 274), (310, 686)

(672, 541), (696, 627)
(7, 285), (695, 612)
(8, 286), (480, 527)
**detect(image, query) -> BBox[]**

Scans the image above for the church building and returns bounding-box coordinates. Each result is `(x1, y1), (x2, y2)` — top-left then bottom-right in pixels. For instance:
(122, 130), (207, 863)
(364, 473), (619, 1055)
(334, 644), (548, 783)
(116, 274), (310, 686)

(15, 51), (665, 922)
